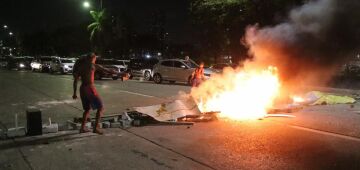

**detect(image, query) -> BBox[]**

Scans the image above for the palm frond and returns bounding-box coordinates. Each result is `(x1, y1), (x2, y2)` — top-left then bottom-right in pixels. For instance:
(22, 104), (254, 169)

(87, 22), (99, 30)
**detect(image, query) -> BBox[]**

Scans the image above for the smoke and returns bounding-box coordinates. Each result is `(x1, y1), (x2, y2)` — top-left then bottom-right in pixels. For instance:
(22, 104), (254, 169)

(245, 0), (360, 89)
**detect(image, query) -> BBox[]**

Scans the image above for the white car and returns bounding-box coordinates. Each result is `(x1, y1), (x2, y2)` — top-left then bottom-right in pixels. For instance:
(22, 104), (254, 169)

(113, 59), (130, 72)
(50, 57), (76, 74)
(30, 59), (42, 71)
(128, 58), (159, 81)
(152, 59), (214, 85)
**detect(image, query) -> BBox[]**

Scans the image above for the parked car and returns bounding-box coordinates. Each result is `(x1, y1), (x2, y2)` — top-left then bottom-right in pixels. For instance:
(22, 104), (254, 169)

(152, 59), (215, 85)
(7, 56), (33, 70)
(30, 58), (42, 72)
(127, 58), (159, 81)
(94, 63), (121, 80)
(35, 56), (54, 72)
(50, 57), (76, 74)
(95, 58), (127, 73)
(113, 59), (130, 72)
(0, 57), (8, 68)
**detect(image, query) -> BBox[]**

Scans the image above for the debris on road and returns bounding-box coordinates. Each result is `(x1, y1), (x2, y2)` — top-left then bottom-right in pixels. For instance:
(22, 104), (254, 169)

(134, 99), (201, 122)
(6, 114), (26, 138)
(268, 104), (303, 114)
(293, 91), (356, 105)
(42, 118), (58, 134)
(177, 112), (218, 122)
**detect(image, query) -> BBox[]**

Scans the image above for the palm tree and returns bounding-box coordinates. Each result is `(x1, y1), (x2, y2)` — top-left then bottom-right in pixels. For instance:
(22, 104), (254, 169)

(87, 9), (107, 53)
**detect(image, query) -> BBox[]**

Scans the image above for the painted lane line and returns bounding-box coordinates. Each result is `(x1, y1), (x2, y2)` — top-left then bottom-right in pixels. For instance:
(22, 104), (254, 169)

(289, 125), (360, 142)
(58, 77), (158, 98)
(118, 90), (156, 98)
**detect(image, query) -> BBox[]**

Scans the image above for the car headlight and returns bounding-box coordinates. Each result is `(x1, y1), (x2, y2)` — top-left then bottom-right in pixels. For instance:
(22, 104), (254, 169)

(64, 65), (69, 69)
(19, 63), (25, 68)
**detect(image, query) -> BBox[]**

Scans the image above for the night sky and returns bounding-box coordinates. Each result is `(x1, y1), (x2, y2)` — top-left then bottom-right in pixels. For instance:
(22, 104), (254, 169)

(0, 0), (191, 42)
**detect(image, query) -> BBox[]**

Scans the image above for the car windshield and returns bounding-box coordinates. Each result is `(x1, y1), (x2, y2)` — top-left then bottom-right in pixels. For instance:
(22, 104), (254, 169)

(61, 59), (75, 63)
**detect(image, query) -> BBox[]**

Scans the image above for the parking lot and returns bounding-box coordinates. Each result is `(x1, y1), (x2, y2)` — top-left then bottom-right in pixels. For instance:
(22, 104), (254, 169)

(1, 69), (360, 169)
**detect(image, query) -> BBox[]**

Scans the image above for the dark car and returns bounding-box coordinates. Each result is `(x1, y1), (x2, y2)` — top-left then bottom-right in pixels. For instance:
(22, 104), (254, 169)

(94, 64), (121, 80)
(7, 56), (33, 70)
(39, 56), (54, 72)
(127, 58), (159, 81)
(0, 57), (8, 69)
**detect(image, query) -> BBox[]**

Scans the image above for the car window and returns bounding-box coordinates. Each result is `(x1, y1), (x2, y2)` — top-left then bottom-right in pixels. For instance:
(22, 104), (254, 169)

(161, 61), (173, 67)
(97, 59), (113, 65)
(61, 59), (75, 63)
(183, 60), (198, 68)
(174, 61), (187, 68)
(113, 60), (124, 65)
(41, 57), (52, 61)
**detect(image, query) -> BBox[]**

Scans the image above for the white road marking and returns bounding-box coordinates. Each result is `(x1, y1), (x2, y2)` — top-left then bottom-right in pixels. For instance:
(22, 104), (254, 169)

(117, 90), (156, 98)
(58, 76), (157, 98)
(289, 125), (360, 142)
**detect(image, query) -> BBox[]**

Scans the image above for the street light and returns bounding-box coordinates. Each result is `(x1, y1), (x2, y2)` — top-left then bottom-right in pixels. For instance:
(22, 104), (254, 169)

(9, 32), (13, 36)
(83, 0), (103, 10)
(3, 25), (8, 29)
(83, 1), (90, 8)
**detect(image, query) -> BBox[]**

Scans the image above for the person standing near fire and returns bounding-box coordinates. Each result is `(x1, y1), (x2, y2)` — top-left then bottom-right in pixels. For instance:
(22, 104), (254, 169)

(191, 62), (205, 87)
(72, 53), (104, 135)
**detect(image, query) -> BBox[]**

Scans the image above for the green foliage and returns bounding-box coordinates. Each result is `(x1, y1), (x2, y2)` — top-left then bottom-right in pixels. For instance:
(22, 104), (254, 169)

(189, 0), (306, 62)
(88, 9), (107, 42)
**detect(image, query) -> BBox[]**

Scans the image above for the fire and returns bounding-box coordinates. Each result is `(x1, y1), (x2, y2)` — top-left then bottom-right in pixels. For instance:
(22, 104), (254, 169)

(191, 66), (280, 120)
(292, 96), (305, 103)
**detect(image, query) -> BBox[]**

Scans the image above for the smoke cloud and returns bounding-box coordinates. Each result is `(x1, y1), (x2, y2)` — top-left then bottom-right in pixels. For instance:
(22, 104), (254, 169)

(245, 0), (360, 88)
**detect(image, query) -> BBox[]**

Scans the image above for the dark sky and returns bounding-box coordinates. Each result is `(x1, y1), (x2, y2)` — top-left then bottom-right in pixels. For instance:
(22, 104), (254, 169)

(0, 0), (192, 42)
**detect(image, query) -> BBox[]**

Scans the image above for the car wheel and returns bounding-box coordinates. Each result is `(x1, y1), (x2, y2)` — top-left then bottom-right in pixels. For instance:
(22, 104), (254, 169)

(95, 72), (101, 80)
(49, 68), (54, 74)
(112, 76), (119, 80)
(144, 71), (151, 81)
(60, 68), (65, 75)
(169, 81), (176, 84)
(153, 73), (162, 84)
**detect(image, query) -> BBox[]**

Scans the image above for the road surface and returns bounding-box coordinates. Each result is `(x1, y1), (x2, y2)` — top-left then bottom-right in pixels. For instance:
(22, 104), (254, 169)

(0, 70), (360, 170)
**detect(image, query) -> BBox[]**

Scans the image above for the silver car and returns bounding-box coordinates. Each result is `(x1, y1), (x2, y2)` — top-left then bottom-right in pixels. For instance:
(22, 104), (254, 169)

(50, 58), (76, 74)
(152, 59), (214, 85)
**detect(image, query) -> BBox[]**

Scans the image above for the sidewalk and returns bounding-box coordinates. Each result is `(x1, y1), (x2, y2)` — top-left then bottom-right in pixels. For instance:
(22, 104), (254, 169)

(0, 129), (212, 170)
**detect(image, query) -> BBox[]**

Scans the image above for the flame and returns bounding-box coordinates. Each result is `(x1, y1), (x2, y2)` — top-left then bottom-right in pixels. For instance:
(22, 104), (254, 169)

(191, 66), (280, 120)
(292, 96), (305, 103)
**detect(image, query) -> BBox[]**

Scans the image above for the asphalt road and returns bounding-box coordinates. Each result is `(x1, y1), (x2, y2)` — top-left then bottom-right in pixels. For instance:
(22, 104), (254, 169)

(1, 70), (360, 170)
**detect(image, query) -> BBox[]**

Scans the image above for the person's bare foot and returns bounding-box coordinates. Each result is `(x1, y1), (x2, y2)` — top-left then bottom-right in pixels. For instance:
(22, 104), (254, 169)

(93, 129), (103, 135)
(79, 128), (91, 133)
